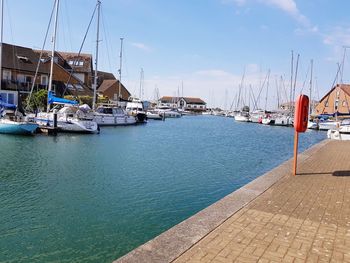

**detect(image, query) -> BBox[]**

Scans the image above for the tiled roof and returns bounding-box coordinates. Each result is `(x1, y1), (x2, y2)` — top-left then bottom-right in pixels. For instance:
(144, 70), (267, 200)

(159, 96), (206, 104)
(98, 79), (118, 92)
(2, 43), (49, 73)
(57, 51), (92, 73)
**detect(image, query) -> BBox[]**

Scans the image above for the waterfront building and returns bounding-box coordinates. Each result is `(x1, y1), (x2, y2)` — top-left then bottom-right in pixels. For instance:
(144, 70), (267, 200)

(315, 84), (350, 116)
(96, 71), (131, 102)
(0, 42), (132, 102)
(0, 43), (91, 97)
(158, 96), (207, 112)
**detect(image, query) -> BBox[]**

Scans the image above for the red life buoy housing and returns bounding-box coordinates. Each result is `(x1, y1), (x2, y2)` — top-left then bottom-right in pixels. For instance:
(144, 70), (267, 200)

(294, 94), (309, 133)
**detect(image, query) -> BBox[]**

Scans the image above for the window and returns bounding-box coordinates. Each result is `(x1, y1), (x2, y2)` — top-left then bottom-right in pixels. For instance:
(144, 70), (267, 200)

(7, 94), (14, 104)
(325, 101), (329, 107)
(69, 60), (83, 66)
(25, 76), (32, 83)
(41, 75), (48, 85)
(17, 55), (32, 63)
(3, 70), (11, 80)
(343, 101), (347, 107)
(17, 74), (25, 83)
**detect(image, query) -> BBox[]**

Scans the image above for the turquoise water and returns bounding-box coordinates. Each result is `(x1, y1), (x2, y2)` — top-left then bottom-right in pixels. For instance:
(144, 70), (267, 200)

(0, 116), (325, 262)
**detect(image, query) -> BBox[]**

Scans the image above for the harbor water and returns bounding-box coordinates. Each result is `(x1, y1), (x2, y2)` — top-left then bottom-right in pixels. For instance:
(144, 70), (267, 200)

(0, 116), (325, 262)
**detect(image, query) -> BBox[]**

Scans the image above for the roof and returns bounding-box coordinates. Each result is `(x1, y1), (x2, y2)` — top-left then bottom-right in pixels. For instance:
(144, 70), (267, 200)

(319, 84), (350, 102)
(57, 51), (92, 73)
(98, 79), (118, 92)
(2, 43), (49, 73)
(183, 97), (206, 104)
(159, 96), (206, 104)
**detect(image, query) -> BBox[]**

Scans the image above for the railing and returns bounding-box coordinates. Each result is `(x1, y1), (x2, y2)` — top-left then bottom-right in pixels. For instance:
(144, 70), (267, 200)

(1, 80), (48, 93)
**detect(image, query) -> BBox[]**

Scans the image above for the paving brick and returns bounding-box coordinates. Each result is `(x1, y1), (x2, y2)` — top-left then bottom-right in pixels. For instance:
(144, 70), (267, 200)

(173, 141), (350, 263)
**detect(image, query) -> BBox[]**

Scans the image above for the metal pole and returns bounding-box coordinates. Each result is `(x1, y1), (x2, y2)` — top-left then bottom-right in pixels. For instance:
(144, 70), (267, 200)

(118, 37), (123, 101)
(0, 0), (4, 91)
(309, 59), (313, 115)
(92, 0), (101, 110)
(47, 0), (59, 112)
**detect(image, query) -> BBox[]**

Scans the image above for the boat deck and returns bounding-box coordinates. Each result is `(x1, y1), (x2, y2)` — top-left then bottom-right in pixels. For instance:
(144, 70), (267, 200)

(115, 140), (350, 263)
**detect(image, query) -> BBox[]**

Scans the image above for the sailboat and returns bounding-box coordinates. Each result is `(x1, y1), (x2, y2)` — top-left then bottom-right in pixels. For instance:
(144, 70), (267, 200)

(91, 4), (136, 126)
(0, 94), (38, 135)
(35, 0), (98, 134)
(0, 0), (38, 135)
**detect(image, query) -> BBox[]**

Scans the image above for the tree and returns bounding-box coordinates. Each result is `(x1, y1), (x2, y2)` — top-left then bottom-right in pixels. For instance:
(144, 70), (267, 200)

(25, 89), (48, 112)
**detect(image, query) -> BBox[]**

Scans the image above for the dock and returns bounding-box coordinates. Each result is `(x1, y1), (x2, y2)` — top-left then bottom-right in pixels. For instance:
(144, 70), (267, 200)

(114, 139), (350, 262)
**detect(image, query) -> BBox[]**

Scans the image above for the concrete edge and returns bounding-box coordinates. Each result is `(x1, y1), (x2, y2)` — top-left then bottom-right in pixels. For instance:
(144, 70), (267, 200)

(113, 139), (330, 263)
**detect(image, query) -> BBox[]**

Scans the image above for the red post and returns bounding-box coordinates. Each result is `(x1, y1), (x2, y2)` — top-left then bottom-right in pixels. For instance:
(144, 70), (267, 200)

(293, 94), (309, 176)
(293, 130), (299, 176)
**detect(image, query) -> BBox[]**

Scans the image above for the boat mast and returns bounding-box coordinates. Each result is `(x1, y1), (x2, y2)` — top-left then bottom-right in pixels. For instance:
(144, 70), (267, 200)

(292, 53), (300, 114)
(139, 67), (144, 100)
(0, 0), (3, 91)
(289, 50), (293, 114)
(92, 0), (101, 110)
(47, 0), (59, 112)
(340, 46), (349, 84)
(309, 59), (313, 115)
(118, 37), (123, 101)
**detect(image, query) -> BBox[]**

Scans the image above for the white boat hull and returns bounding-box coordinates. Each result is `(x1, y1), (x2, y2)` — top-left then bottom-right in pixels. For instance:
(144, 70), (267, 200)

(36, 112), (99, 133)
(94, 115), (136, 126)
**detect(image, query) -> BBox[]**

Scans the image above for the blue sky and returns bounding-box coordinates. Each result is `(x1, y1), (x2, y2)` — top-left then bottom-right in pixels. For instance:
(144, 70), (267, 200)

(3, 0), (350, 109)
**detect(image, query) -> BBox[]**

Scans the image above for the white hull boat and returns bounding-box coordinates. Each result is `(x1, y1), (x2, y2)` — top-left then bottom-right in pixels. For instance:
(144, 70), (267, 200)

(36, 106), (99, 134)
(94, 106), (136, 126)
(318, 121), (339, 131)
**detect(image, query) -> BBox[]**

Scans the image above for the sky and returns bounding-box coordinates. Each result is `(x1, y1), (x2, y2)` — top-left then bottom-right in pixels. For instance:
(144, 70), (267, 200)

(2, 0), (350, 109)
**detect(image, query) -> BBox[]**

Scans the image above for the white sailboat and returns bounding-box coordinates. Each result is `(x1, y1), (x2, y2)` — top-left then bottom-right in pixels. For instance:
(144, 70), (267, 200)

(35, 0), (98, 134)
(91, 2), (136, 126)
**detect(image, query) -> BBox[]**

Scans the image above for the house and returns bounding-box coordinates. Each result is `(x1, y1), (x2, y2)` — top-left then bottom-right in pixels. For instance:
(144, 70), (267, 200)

(57, 51), (93, 88)
(1, 43), (49, 93)
(315, 84), (350, 116)
(0, 43), (92, 97)
(36, 50), (92, 96)
(97, 79), (131, 101)
(0, 42), (134, 102)
(158, 96), (207, 112)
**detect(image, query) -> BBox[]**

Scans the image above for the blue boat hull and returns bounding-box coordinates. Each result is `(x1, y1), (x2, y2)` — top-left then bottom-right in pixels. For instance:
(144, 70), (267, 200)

(0, 122), (38, 135)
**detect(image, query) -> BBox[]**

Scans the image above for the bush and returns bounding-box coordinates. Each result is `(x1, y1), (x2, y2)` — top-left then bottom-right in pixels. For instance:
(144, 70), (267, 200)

(25, 89), (48, 112)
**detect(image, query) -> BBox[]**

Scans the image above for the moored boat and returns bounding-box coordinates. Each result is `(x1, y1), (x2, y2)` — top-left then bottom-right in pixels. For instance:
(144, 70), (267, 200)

(126, 97), (147, 123)
(0, 95), (38, 135)
(94, 105), (136, 126)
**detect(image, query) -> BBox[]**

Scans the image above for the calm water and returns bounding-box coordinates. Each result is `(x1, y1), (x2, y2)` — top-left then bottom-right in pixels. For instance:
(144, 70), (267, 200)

(0, 116), (325, 262)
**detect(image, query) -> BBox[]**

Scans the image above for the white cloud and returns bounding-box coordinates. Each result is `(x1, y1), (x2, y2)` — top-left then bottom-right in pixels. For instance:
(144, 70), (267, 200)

(323, 26), (350, 47)
(131, 42), (152, 52)
(223, 0), (317, 32)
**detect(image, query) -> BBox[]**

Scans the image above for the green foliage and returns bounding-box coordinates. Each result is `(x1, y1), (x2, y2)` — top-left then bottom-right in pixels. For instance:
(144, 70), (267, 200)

(25, 89), (48, 112)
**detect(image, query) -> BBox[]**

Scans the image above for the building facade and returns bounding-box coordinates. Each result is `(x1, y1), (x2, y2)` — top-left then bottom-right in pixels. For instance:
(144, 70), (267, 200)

(158, 96), (207, 112)
(315, 84), (350, 115)
(0, 43), (131, 101)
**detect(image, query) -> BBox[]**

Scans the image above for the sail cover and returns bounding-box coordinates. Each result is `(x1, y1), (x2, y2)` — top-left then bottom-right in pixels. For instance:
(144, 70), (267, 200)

(48, 91), (78, 105)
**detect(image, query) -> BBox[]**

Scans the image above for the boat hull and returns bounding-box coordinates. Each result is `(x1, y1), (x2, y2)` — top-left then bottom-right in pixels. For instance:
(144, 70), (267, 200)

(94, 115), (137, 126)
(0, 121), (38, 135)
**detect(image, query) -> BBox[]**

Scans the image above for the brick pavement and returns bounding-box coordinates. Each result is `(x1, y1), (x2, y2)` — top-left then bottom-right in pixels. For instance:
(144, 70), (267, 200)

(173, 140), (350, 263)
